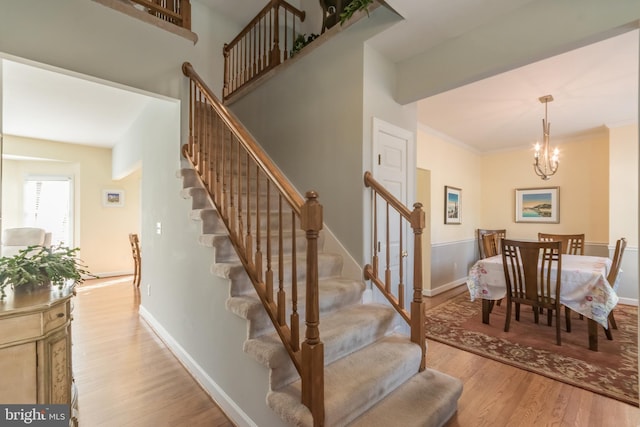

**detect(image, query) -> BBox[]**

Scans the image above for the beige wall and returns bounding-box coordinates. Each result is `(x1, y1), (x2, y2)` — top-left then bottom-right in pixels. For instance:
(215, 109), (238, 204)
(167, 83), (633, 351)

(416, 127), (482, 244)
(609, 124), (638, 247)
(481, 130), (610, 244)
(2, 136), (140, 276)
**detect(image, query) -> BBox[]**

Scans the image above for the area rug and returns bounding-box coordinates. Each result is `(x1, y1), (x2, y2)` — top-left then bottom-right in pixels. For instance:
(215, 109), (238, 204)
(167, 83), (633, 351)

(425, 292), (639, 406)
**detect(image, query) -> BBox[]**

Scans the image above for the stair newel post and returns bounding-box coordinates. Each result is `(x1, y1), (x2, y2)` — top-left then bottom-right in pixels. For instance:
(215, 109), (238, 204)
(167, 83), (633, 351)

(270, 0), (282, 67)
(300, 191), (324, 427)
(184, 70), (194, 158)
(180, 0), (191, 30)
(410, 202), (426, 371)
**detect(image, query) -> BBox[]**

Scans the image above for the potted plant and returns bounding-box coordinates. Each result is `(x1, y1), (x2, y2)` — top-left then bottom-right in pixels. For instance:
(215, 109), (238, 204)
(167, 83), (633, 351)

(0, 244), (95, 299)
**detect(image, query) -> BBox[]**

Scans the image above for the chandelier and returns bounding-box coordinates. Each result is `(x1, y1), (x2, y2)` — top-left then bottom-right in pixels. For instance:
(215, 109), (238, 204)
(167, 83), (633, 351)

(533, 95), (559, 180)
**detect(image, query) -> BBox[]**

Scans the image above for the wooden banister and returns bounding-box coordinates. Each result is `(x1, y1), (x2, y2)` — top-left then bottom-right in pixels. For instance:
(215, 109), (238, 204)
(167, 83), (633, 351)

(223, 0), (306, 102)
(183, 62), (324, 426)
(363, 171), (426, 371)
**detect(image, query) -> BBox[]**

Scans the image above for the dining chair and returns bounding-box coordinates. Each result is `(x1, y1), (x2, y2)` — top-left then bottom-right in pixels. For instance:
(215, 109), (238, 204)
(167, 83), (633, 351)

(538, 232), (585, 255)
(601, 237), (627, 339)
(477, 228), (506, 259)
(129, 233), (141, 288)
(501, 239), (569, 345)
(481, 233), (501, 258)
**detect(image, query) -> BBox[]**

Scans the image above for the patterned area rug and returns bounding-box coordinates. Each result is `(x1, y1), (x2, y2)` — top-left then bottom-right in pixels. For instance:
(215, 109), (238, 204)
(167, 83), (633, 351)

(425, 292), (638, 406)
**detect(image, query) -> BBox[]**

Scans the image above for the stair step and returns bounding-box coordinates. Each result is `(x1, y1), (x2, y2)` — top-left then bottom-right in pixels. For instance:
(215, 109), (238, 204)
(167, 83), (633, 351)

(200, 228), (317, 263)
(244, 303), (398, 390)
(227, 277), (366, 338)
(213, 252), (344, 297)
(266, 334), (423, 427)
(348, 368), (463, 427)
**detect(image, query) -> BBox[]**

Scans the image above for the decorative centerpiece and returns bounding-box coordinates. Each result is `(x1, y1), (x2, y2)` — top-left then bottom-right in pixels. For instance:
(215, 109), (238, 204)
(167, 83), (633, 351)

(0, 244), (94, 299)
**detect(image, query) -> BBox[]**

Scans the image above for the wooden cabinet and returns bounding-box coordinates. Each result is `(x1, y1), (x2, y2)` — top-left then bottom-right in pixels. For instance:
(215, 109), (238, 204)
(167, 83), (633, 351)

(0, 284), (77, 425)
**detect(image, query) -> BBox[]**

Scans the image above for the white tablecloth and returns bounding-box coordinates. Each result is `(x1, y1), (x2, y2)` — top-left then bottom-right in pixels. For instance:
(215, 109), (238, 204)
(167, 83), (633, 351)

(466, 254), (618, 328)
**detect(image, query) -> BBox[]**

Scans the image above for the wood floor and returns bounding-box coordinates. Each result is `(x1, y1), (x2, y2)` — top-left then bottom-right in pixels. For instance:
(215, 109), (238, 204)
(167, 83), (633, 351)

(72, 276), (640, 427)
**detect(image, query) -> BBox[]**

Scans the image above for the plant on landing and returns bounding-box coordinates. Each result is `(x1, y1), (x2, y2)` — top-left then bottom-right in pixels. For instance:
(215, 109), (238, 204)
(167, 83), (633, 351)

(0, 244), (95, 299)
(339, 0), (374, 25)
(291, 33), (319, 57)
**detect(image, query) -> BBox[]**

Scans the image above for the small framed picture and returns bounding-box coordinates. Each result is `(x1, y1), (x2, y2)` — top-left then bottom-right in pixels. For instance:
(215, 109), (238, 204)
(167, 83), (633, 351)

(444, 186), (461, 224)
(515, 187), (559, 223)
(103, 189), (125, 207)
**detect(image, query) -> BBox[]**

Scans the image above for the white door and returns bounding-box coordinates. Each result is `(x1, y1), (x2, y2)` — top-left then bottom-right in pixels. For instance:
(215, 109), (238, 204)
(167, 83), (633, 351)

(372, 118), (414, 305)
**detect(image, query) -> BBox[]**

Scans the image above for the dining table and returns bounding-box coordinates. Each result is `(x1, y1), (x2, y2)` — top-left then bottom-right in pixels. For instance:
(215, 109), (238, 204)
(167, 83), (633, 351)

(466, 253), (619, 351)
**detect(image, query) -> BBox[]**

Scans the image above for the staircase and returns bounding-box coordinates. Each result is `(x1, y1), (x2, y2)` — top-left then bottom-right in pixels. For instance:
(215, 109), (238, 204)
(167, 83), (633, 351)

(178, 165), (463, 426)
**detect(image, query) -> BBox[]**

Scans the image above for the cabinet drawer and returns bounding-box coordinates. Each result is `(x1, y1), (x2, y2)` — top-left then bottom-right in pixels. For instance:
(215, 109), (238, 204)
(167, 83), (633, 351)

(43, 304), (69, 333)
(0, 313), (42, 344)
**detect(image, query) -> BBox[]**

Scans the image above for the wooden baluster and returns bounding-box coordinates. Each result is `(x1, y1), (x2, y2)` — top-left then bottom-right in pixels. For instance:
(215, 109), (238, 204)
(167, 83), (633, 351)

(228, 133), (236, 235)
(264, 179), (273, 304)
(271, 0), (281, 66)
(186, 79), (194, 157)
(245, 155), (253, 264)
(410, 202), (426, 371)
(372, 191), (378, 278)
(385, 202), (391, 293)
(223, 44), (229, 99)
(283, 10), (289, 61)
(222, 123), (230, 220)
(277, 196), (285, 325)
(289, 210), (299, 350)
(255, 167), (263, 281)
(236, 144), (244, 241)
(300, 191), (324, 427)
(398, 215), (404, 309)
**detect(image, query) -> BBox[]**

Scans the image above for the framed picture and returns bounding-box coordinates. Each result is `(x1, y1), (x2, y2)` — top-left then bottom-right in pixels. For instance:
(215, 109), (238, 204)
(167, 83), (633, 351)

(103, 189), (125, 207)
(444, 186), (461, 224)
(515, 187), (559, 223)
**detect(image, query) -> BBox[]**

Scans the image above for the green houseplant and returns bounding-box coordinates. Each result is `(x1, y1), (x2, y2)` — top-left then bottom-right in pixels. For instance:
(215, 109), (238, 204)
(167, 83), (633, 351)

(0, 244), (94, 299)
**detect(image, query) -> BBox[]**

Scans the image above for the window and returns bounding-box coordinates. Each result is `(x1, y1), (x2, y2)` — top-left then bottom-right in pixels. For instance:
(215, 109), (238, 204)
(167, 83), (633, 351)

(23, 175), (73, 246)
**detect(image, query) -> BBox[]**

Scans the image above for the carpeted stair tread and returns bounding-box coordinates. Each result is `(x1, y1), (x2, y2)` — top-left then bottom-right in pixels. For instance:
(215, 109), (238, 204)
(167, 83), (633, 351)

(267, 334), (422, 427)
(347, 368), (463, 427)
(213, 253), (344, 296)
(244, 304), (397, 389)
(226, 277), (366, 338)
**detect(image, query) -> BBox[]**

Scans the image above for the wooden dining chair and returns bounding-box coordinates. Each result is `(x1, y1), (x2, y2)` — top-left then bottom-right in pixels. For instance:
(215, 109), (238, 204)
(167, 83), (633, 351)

(538, 232), (585, 255)
(501, 239), (569, 345)
(481, 233), (501, 258)
(602, 237), (627, 339)
(477, 228), (506, 259)
(129, 233), (141, 288)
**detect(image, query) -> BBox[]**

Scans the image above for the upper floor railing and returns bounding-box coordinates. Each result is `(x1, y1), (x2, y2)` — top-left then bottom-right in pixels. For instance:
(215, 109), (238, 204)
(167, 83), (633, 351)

(223, 0), (306, 102)
(182, 62), (325, 426)
(129, 0), (191, 30)
(363, 171), (426, 370)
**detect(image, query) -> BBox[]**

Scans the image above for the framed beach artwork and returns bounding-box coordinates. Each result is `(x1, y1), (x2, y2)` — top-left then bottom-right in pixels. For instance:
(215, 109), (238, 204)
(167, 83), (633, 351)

(515, 187), (559, 223)
(444, 186), (461, 224)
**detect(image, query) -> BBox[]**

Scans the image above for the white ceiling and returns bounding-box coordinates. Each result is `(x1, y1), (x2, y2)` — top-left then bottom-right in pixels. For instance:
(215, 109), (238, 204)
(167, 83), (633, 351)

(1, 0), (637, 153)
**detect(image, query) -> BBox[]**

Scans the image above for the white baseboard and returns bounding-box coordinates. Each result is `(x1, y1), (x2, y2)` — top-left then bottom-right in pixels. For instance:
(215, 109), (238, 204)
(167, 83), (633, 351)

(423, 279), (466, 297)
(618, 297), (638, 306)
(138, 305), (257, 427)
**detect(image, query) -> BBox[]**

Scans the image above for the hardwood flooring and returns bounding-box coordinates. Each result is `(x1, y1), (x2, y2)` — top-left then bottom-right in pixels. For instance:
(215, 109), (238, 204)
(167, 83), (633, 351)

(72, 277), (639, 427)
(72, 276), (235, 427)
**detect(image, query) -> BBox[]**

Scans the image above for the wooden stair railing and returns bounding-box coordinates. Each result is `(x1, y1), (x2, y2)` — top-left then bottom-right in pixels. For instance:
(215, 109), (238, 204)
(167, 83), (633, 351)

(363, 171), (426, 370)
(182, 62), (324, 426)
(128, 0), (191, 30)
(223, 0), (306, 102)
